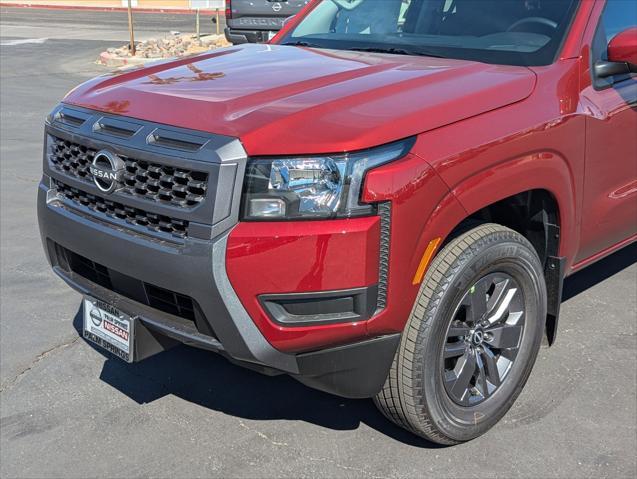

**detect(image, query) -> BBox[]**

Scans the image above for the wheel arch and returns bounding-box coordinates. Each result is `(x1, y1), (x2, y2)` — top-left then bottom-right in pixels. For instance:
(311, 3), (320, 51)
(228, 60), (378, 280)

(414, 185), (569, 347)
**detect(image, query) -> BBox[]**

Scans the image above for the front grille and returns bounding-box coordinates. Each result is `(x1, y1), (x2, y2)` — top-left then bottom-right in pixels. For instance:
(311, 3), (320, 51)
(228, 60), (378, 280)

(54, 180), (188, 239)
(49, 136), (209, 208)
(57, 244), (197, 322)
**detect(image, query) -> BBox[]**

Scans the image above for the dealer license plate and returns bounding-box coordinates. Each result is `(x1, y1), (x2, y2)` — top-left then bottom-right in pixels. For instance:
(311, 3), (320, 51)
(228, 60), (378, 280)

(83, 298), (134, 363)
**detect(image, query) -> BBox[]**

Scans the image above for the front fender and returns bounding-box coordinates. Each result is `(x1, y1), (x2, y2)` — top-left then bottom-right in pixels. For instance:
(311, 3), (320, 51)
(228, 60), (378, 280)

(362, 153), (468, 337)
(449, 150), (577, 265)
(414, 107), (585, 272)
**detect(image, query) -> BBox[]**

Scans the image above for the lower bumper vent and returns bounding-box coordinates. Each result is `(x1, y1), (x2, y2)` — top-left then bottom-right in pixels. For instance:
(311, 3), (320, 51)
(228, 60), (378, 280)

(53, 242), (207, 331)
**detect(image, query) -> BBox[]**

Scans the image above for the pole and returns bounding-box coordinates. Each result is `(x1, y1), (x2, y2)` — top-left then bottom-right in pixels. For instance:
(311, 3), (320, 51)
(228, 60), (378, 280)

(127, 0), (136, 56)
(196, 8), (201, 44)
(215, 8), (220, 35)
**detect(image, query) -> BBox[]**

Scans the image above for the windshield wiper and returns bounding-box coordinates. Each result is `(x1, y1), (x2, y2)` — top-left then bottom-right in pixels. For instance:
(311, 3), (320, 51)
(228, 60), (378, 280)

(281, 41), (324, 48)
(349, 46), (445, 58)
(349, 46), (411, 55)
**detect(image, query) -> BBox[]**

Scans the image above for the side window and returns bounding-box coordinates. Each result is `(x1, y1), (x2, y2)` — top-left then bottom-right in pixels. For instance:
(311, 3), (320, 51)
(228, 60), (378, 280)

(600, 0), (637, 44)
(332, 0), (408, 35)
(592, 0), (637, 88)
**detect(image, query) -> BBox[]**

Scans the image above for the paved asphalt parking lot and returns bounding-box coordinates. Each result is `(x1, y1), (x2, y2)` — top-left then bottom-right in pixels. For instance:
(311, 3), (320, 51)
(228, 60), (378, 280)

(1, 7), (636, 479)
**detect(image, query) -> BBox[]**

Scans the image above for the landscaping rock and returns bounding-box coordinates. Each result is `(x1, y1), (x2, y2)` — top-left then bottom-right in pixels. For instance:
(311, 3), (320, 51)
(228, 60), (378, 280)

(97, 32), (231, 68)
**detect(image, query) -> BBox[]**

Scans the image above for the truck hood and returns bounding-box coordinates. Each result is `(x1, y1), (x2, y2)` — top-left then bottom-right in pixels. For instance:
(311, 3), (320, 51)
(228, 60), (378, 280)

(65, 44), (536, 155)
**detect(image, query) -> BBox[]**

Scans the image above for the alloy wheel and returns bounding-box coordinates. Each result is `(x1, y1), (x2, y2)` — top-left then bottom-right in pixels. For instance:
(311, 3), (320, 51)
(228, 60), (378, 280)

(442, 273), (525, 406)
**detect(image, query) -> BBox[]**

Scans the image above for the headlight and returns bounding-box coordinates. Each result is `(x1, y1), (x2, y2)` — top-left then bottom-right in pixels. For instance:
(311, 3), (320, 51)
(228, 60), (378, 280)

(240, 138), (415, 220)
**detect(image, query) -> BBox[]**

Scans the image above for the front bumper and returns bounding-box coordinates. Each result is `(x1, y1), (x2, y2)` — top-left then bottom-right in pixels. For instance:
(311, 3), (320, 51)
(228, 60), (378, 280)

(38, 182), (399, 398)
(37, 106), (399, 398)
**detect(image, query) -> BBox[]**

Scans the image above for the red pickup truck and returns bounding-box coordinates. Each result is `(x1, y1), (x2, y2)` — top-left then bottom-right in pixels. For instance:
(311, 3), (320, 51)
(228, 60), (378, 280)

(38, 0), (636, 444)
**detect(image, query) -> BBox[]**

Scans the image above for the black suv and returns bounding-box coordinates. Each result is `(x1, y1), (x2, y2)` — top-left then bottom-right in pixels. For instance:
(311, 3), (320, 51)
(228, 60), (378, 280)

(225, 0), (307, 44)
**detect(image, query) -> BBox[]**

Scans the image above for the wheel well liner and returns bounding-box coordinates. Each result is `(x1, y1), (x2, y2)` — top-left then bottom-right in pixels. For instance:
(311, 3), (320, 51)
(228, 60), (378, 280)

(464, 190), (560, 265)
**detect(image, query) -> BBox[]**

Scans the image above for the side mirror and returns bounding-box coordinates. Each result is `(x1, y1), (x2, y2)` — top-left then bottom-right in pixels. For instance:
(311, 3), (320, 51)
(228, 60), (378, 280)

(608, 27), (637, 65)
(595, 27), (637, 78)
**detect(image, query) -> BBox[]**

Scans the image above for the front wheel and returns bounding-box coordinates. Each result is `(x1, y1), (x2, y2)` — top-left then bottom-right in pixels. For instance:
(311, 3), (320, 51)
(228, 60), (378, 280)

(374, 224), (547, 445)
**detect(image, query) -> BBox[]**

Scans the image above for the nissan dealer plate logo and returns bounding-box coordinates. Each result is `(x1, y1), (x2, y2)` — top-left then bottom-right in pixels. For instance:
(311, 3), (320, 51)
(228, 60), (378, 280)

(272, 2), (282, 12)
(89, 306), (103, 327)
(89, 150), (125, 194)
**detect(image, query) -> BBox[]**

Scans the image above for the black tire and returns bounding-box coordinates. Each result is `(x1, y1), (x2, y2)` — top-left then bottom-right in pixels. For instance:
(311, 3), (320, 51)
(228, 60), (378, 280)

(374, 224), (547, 445)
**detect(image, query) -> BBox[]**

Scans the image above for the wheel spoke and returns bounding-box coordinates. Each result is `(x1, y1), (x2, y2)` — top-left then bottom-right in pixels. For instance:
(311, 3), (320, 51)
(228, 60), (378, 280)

(475, 353), (490, 399)
(463, 279), (488, 323)
(486, 278), (510, 313)
(500, 347), (519, 362)
(444, 341), (467, 359)
(487, 323), (523, 349)
(486, 283), (518, 325)
(445, 350), (476, 402)
(481, 346), (501, 387)
(447, 322), (470, 338)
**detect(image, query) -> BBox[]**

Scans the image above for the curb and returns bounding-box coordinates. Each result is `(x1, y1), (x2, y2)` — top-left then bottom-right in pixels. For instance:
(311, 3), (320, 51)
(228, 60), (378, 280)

(1, 3), (224, 15)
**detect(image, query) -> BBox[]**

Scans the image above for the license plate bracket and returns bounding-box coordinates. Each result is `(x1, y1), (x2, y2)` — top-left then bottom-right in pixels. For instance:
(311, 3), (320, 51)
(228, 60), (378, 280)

(83, 297), (134, 363)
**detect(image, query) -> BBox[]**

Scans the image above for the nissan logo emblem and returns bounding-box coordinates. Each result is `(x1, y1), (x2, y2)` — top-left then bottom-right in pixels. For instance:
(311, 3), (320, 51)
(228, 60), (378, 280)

(89, 306), (103, 327)
(89, 150), (125, 194)
(472, 330), (485, 346)
(272, 2), (282, 12)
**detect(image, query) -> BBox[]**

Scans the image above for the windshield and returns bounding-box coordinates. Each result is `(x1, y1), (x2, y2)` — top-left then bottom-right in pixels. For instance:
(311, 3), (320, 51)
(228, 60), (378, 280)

(278, 0), (579, 66)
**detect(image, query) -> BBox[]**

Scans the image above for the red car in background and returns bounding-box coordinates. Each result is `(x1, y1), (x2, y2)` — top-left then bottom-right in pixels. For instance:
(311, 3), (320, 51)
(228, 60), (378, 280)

(39, 0), (636, 444)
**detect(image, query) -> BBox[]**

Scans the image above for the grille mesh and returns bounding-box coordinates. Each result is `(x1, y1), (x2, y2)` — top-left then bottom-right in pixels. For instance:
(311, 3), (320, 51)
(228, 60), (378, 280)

(49, 138), (93, 180)
(49, 136), (208, 208)
(54, 181), (188, 239)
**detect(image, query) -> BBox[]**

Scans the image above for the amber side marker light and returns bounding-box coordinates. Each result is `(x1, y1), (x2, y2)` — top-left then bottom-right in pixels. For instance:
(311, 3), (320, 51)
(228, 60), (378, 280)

(413, 237), (442, 285)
